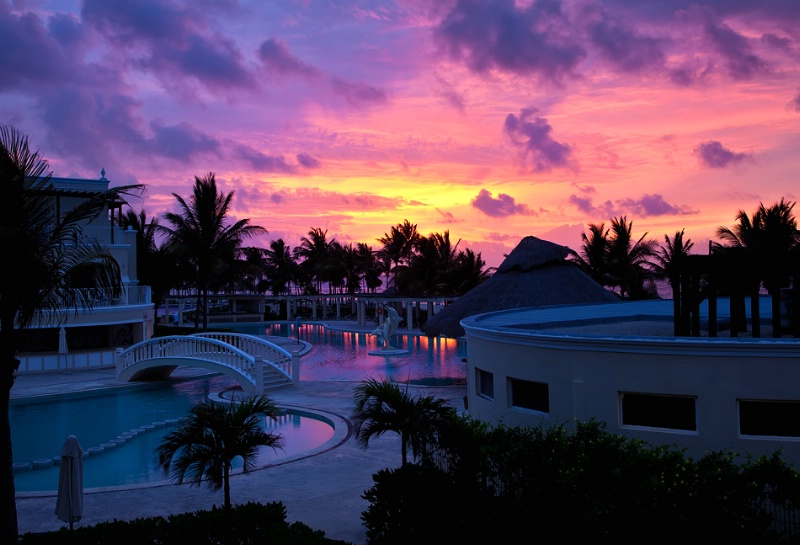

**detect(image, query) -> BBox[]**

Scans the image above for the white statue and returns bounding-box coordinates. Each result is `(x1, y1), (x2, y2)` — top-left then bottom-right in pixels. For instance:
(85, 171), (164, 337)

(370, 305), (401, 350)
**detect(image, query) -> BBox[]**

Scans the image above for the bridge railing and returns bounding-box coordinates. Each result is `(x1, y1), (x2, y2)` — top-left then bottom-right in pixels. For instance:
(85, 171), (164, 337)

(191, 332), (296, 383)
(117, 335), (257, 382)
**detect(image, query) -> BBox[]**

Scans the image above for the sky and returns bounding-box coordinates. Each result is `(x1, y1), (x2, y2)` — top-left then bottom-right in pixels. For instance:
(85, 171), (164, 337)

(2, 0), (799, 269)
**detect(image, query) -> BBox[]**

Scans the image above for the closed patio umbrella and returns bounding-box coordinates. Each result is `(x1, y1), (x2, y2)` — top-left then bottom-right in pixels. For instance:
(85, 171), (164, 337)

(58, 326), (68, 368)
(55, 435), (84, 530)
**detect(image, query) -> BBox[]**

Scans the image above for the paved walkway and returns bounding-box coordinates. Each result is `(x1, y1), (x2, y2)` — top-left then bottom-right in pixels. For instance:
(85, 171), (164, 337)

(12, 323), (466, 545)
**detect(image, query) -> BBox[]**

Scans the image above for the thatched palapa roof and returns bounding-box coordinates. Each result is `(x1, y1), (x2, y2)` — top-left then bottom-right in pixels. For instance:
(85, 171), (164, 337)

(420, 236), (621, 338)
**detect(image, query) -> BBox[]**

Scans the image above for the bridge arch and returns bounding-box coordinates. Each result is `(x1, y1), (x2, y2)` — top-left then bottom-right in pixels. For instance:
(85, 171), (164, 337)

(116, 335), (295, 394)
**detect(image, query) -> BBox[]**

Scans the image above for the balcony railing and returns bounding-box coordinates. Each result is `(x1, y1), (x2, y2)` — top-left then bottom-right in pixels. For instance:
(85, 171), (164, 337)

(77, 285), (151, 307)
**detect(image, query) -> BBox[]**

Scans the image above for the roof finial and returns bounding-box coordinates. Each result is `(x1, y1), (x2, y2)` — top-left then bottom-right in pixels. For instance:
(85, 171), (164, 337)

(100, 168), (107, 181)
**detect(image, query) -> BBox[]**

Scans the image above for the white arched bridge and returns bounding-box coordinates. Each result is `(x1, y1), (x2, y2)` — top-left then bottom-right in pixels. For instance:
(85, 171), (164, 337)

(116, 333), (299, 394)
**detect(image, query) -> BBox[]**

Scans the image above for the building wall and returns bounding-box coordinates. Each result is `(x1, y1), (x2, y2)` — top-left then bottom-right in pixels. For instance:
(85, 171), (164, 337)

(464, 317), (800, 466)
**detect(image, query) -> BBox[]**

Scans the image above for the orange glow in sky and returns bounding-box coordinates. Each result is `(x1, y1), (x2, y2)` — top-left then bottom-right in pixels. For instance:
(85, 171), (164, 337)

(3, 1), (798, 268)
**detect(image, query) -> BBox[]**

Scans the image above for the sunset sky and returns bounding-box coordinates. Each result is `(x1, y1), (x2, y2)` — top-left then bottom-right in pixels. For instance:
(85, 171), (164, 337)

(2, 0), (798, 269)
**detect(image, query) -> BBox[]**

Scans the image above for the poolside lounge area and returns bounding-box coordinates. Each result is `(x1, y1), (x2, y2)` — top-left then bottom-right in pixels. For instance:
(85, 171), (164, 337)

(462, 296), (800, 466)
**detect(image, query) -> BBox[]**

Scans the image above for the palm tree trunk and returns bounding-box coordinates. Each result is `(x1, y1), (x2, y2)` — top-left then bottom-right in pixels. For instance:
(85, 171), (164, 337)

(223, 465), (231, 510)
(0, 309), (19, 542)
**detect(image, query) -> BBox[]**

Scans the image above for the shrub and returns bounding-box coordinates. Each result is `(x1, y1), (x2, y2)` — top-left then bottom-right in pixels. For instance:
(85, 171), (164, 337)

(19, 502), (353, 545)
(362, 418), (800, 542)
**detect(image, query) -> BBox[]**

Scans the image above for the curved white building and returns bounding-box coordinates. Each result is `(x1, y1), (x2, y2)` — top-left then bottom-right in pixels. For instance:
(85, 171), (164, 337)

(461, 298), (800, 466)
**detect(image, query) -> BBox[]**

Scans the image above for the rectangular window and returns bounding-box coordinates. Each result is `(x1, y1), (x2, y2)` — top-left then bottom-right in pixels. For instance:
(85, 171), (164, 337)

(620, 392), (697, 431)
(476, 368), (494, 400)
(509, 378), (549, 413)
(739, 400), (800, 437)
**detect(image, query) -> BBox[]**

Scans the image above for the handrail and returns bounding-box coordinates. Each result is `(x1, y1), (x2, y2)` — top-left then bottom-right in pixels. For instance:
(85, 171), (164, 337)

(190, 332), (294, 382)
(118, 335), (257, 382)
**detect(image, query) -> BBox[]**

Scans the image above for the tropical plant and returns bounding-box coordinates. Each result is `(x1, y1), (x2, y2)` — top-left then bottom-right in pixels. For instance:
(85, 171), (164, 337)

(377, 220), (419, 290)
(263, 238), (297, 296)
(570, 222), (610, 285)
(293, 227), (333, 294)
(156, 395), (284, 511)
(651, 229), (696, 334)
(119, 208), (176, 318)
(158, 173), (267, 330)
(351, 377), (456, 466)
(715, 199), (800, 335)
(605, 216), (658, 299)
(0, 124), (141, 542)
(571, 217), (658, 299)
(357, 243), (383, 293)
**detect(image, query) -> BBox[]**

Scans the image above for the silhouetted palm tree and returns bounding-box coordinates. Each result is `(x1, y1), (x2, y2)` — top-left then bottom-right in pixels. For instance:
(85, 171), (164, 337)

(378, 220), (419, 290)
(159, 173), (266, 330)
(571, 222), (610, 285)
(716, 199), (800, 336)
(352, 377), (456, 466)
(0, 124), (141, 541)
(119, 208), (176, 318)
(156, 395), (283, 511)
(606, 216), (658, 299)
(357, 243), (383, 293)
(263, 238), (297, 296)
(293, 227), (333, 294)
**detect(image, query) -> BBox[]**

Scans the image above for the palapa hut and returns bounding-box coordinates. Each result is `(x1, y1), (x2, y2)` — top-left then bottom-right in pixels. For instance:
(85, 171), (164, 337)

(421, 235), (621, 338)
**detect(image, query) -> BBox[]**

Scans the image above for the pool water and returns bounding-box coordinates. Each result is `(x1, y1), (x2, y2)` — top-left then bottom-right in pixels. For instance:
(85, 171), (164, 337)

(12, 376), (334, 492)
(233, 323), (467, 384)
(12, 323), (464, 492)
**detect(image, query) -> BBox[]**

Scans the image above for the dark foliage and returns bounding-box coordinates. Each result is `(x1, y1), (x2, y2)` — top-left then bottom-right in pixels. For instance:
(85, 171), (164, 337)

(362, 418), (800, 544)
(18, 502), (353, 545)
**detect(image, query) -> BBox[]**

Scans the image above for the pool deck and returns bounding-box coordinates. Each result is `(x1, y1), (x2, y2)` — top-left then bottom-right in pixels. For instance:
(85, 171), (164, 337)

(12, 321), (467, 545)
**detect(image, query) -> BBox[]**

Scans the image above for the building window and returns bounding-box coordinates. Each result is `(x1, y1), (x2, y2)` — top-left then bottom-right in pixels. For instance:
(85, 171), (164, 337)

(739, 400), (800, 437)
(508, 378), (549, 413)
(476, 368), (494, 400)
(620, 392), (697, 431)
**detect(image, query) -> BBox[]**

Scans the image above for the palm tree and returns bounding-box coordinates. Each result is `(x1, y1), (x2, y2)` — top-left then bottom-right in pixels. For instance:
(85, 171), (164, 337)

(377, 220), (419, 290)
(159, 173), (267, 330)
(352, 377), (456, 466)
(156, 395), (284, 511)
(263, 238), (297, 296)
(606, 216), (658, 299)
(570, 222), (610, 285)
(119, 208), (175, 318)
(293, 227), (333, 294)
(716, 199), (800, 336)
(357, 243), (383, 293)
(0, 124), (141, 541)
(651, 229), (696, 334)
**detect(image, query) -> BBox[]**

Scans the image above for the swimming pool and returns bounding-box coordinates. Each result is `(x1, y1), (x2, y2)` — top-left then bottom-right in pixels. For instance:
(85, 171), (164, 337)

(12, 323), (464, 492)
(237, 323), (467, 384)
(12, 375), (336, 493)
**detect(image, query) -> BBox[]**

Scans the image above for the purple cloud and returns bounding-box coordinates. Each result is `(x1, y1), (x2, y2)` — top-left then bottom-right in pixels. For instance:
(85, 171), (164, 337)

(0, 8), (76, 89)
(694, 141), (752, 168)
(233, 144), (296, 173)
(472, 189), (534, 218)
(259, 38), (319, 77)
(703, 15), (767, 80)
(329, 77), (387, 107)
(618, 194), (698, 216)
(588, 19), (665, 73)
(504, 108), (573, 172)
(569, 194), (595, 215)
(83, 0), (253, 92)
(297, 153), (320, 168)
(791, 88), (800, 112)
(434, 0), (584, 85)
(150, 121), (220, 161)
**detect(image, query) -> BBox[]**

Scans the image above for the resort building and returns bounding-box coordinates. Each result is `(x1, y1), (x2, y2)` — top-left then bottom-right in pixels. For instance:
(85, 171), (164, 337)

(461, 297), (800, 466)
(18, 173), (153, 373)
